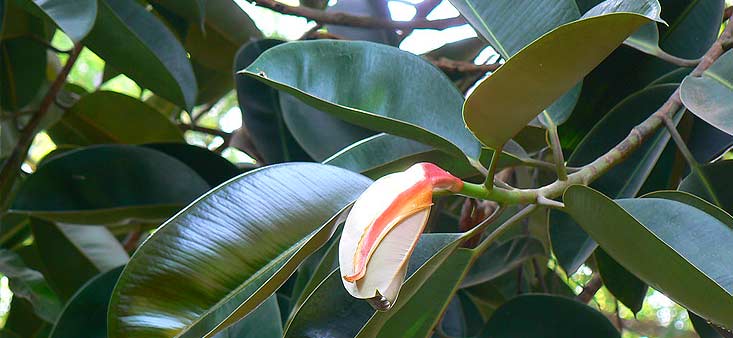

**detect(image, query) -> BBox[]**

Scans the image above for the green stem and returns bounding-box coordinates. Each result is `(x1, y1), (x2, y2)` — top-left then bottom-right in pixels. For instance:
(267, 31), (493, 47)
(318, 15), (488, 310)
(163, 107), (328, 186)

(483, 144), (503, 190)
(546, 118), (568, 181)
(474, 205), (538, 255)
(664, 113), (723, 207)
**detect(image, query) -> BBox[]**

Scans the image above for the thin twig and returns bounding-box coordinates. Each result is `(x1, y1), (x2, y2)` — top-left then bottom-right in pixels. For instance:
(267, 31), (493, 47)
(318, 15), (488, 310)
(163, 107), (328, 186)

(398, 0), (443, 41)
(576, 274), (603, 303)
(251, 0), (465, 30)
(427, 57), (501, 74)
(545, 118), (568, 181)
(179, 124), (232, 139)
(0, 44), (83, 211)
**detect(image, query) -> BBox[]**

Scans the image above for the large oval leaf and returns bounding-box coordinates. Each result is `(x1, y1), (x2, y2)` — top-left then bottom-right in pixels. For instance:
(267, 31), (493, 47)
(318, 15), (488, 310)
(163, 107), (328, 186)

(324, 134), (526, 180)
(464, 0), (663, 148)
(0, 37), (46, 112)
(564, 185), (733, 327)
(242, 40), (482, 161)
(47, 91), (184, 146)
(29, 0), (97, 41)
(31, 219), (128, 300)
(49, 266), (123, 338)
(284, 233), (462, 338)
(108, 163), (371, 338)
(549, 84), (679, 274)
(142, 143), (240, 187)
(479, 294), (619, 337)
(0, 248), (61, 323)
(680, 160), (733, 215)
(10, 145), (210, 224)
(83, 0), (196, 110)
(234, 39), (311, 164)
(681, 50), (733, 136)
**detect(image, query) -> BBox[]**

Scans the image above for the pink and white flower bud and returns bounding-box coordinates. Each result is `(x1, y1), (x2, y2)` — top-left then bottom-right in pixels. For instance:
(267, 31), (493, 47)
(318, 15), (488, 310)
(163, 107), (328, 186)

(338, 163), (463, 311)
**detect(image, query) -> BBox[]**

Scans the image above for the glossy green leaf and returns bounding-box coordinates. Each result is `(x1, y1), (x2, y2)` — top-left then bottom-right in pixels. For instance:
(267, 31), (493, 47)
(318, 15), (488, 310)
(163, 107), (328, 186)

(83, 0), (196, 110)
(479, 294), (620, 338)
(211, 296), (283, 338)
(47, 91), (184, 146)
(448, 0), (581, 126)
(462, 236), (545, 287)
(142, 143), (240, 187)
(439, 292), (485, 337)
(242, 40), (482, 161)
(284, 233), (462, 338)
(29, 0), (96, 41)
(564, 185), (733, 327)
(49, 266), (123, 338)
(448, 0), (579, 58)
(550, 84), (678, 274)
(0, 249), (61, 322)
(690, 311), (729, 338)
(11, 145), (210, 224)
(280, 94), (376, 161)
(185, 0), (261, 73)
(31, 219), (128, 300)
(288, 233), (341, 314)
(681, 50), (733, 136)
(109, 163), (371, 338)
(464, 0), (663, 148)
(233, 39), (311, 164)
(362, 249), (474, 338)
(149, 0), (205, 26)
(561, 0), (724, 150)
(595, 248), (647, 314)
(680, 161), (733, 215)
(324, 133), (526, 180)
(0, 37), (46, 111)
(643, 190), (733, 230)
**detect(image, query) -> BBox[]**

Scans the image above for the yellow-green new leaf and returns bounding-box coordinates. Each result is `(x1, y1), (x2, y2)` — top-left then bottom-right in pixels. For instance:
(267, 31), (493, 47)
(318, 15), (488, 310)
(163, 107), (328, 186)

(463, 0), (663, 148)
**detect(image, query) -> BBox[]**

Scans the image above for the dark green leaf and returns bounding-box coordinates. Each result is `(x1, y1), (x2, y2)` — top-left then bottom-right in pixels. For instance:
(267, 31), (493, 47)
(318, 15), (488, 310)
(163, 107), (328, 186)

(31, 219), (128, 300)
(84, 0), (196, 110)
(550, 84), (679, 274)
(0, 249), (61, 322)
(448, 0), (579, 58)
(564, 185), (733, 327)
(284, 233), (462, 338)
(109, 163), (371, 338)
(47, 91), (184, 145)
(464, 0), (663, 148)
(29, 0), (96, 41)
(479, 294), (620, 338)
(211, 296), (283, 338)
(363, 249), (474, 338)
(242, 40), (482, 161)
(595, 248), (647, 314)
(680, 160), (733, 215)
(690, 311), (729, 338)
(681, 50), (733, 136)
(3, 298), (51, 338)
(462, 236), (545, 287)
(280, 93), (375, 161)
(233, 39), (311, 164)
(561, 0), (724, 150)
(149, 0), (205, 27)
(49, 266), (124, 338)
(143, 143), (240, 186)
(185, 0), (261, 73)
(0, 37), (46, 111)
(11, 145), (210, 224)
